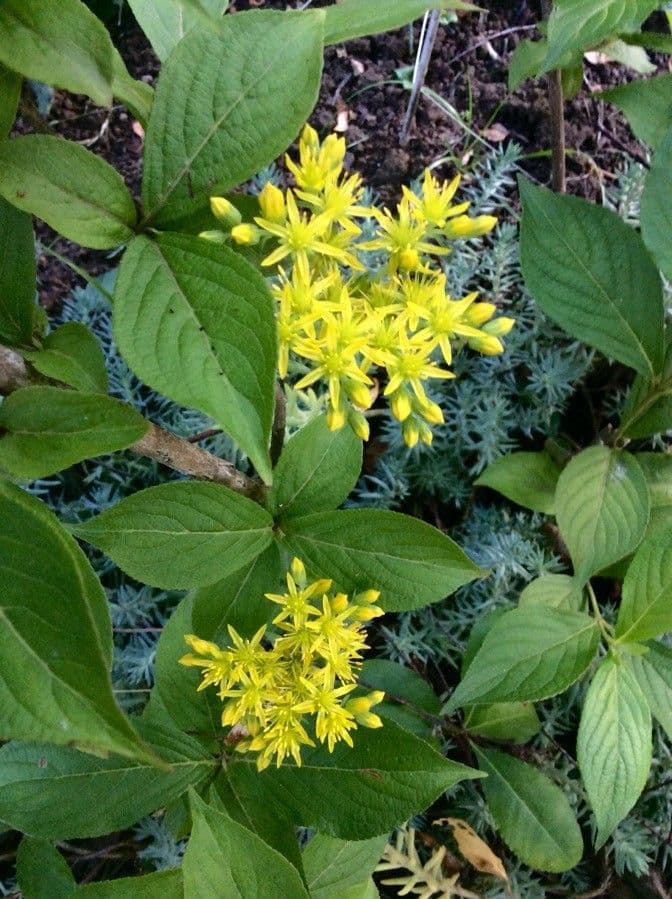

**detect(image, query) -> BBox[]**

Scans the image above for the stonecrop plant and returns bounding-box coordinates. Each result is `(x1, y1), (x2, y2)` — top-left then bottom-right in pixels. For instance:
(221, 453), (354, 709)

(203, 125), (512, 446)
(2, 0), (671, 895)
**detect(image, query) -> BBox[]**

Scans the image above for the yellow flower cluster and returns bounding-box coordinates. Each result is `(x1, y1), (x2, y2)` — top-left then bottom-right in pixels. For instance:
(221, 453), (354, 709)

(203, 126), (514, 446)
(179, 557), (385, 771)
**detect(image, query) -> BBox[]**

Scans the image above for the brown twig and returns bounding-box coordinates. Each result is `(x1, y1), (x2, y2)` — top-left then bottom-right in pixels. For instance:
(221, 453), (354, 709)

(0, 343), (260, 497)
(269, 381), (286, 467)
(540, 0), (566, 193)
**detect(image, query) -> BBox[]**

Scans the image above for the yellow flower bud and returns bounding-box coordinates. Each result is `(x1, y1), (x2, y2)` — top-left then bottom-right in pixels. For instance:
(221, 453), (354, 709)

(417, 399), (443, 425)
(419, 422), (433, 445)
(210, 196), (242, 227)
(390, 389), (412, 422)
(398, 247), (421, 271)
(351, 603), (385, 621)
(402, 417), (420, 448)
(347, 381), (373, 410)
(484, 316), (515, 338)
(330, 592), (349, 614)
(469, 334), (504, 356)
(348, 410), (370, 441)
(231, 223), (261, 246)
(198, 229), (228, 244)
(355, 589), (381, 605)
(464, 301), (496, 326)
(327, 403), (347, 430)
(301, 123), (320, 151)
(444, 214), (497, 239)
(258, 182), (286, 222)
(358, 712), (383, 729)
(290, 557), (307, 586)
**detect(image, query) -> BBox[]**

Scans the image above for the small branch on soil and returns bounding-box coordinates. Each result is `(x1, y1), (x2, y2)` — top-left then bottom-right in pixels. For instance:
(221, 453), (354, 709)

(400, 8), (442, 146)
(0, 343), (260, 497)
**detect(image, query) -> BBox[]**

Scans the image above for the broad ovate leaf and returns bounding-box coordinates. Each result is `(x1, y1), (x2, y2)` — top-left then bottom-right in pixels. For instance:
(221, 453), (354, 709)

(630, 641), (672, 741)
(473, 745), (583, 872)
(114, 234), (276, 482)
(520, 179), (664, 378)
(475, 450), (560, 514)
(555, 446), (650, 583)
(0, 135), (136, 249)
(544, 0), (661, 71)
(616, 529), (672, 644)
(74, 481), (273, 589)
(227, 720), (481, 840)
(0, 482), (155, 762)
(303, 833), (388, 899)
(444, 608), (599, 712)
(577, 656), (652, 847)
(23, 322), (108, 393)
(183, 791), (310, 899)
(641, 125), (672, 283)
(0, 387), (148, 480)
(0, 196), (36, 347)
(77, 870), (183, 899)
(127, 0), (228, 62)
(141, 10), (324, 228)
(323, 0), (478, 46)
(0, 722), (214, 839)
(0, 0), (114, 106)
(518, 574), (584, 612)
(16, 838), (75, 899)
(268, 414), (362, 518)
(281, 509), (484, 612)
(603, 74), (672, 150)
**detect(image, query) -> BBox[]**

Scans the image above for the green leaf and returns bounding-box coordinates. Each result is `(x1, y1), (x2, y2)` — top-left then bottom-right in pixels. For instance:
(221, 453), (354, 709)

(519, 178), (664, 378)
(0, 386), (149, 480)
(114, 234), (276, 482)
(151, 547), (282, 734)
(268, 414), (362, 518)
(630, 641), (672, 741)
(24, 322), (107, 393)
(74, 481), (273, 590)
(560, 56), (584, 101)
(603, 73), (672, 150)
(518, 574), (584, 612)
(0, 196), (36, 346)
(641, 125), (672, 283)
(473, 745), (583, 873)
(110, 49), (154, 129)
(508, 38), (548, 89)
(359, 658), (440, 738)
(0, 0), (114, 106)
(0, 721), (214, 839)
(281, 509), (484, 612)
(227, 720), (481, 840)
(141, 9), (324, 228)
(17, 838), (75, 899)
(444, 608), (600, 712)
(615, 529), (672, 643)
(213, 769), (303, 873)
(0, 481), (154, 762)
(0, 135), (136, 249)
(464, 702), (540, 744)
(555, 447), (650, 582)
(461, 608), (507, 674)
(322, 0), (478, 46)
(577, 655), (652, 847)
(77, 870), (183, 898)
(184, 791), (310, 899)
(127, 0), (228, 62)
(303, 833), (387, 899)
(543, 0), (660, 71)
(598, 38), (655, 73)
(475, 451), (559, 514)
(0, 63), (21, 138)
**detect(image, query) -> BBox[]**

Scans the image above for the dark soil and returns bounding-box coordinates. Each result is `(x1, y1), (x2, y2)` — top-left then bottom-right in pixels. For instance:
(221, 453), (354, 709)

(17, 0), (667, 307)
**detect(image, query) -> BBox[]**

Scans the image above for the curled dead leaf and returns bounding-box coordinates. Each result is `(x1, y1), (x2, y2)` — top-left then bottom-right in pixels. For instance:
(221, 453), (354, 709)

(436, 817), (509, 883)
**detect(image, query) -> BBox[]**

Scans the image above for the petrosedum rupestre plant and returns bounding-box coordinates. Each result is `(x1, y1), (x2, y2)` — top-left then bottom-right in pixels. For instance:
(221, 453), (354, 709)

(0, 0), (508, 895)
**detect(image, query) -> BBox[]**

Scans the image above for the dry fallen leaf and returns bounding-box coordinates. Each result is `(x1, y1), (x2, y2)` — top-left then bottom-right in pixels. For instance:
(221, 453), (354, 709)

(481, 123), (509, 143)
(437, 817), (509, 883)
